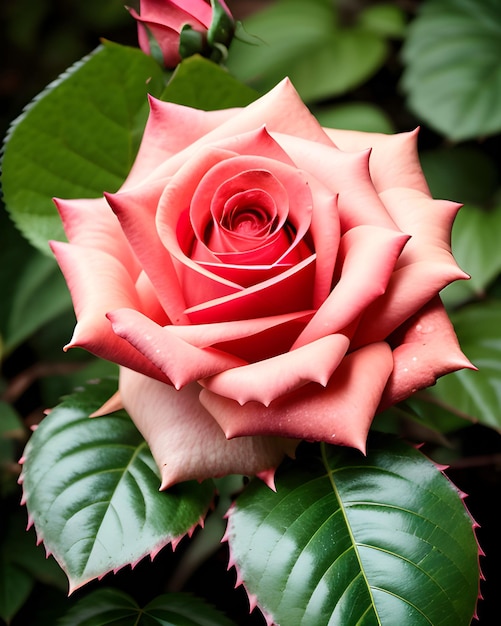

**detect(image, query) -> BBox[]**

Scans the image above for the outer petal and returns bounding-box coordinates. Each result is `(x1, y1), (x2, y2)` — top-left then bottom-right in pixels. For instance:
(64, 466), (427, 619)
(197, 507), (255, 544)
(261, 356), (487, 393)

(201, 342), (394, 451)
(351, 190), (468, 347)
(119, 368), (298, 489)
(50, 242), (168, 382)
(201, 333), (350, 406)
(123, 98), (238, 188)
(138, 79), (333, 186)
(105, 180), (190, 325)
(323, 127), (431, 195)
(53, 197), (140, 280)
(379, 296), (475, 410)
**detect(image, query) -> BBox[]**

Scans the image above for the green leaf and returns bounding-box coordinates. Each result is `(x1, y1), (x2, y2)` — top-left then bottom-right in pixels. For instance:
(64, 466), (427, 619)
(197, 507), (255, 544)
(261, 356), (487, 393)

(1, 41), (165, 255)
(314, 102), (394, 134)
(57, 588), (237, 626)
(0, 209), (72, 356)
(420, 146), (498, 207)
(0, 251), (71, 355)
(3, 510), (68, 591)
(160, 55), (257, 110)
(226, 0), (387, 103)
(227, 437), (479, 626)
(0, 560), (33, 624)
(357, 4), (407, 39)
(20, 378), (215, 592)
(401, 0), (501, 141)
(441, 204), (501, 308)
(430, 300), (501, 430)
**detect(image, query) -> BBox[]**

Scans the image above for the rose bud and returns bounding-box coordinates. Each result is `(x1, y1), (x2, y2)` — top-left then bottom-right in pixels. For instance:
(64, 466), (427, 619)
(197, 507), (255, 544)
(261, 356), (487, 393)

(51, 79), (473, 489)
(128, 0), (235, 68)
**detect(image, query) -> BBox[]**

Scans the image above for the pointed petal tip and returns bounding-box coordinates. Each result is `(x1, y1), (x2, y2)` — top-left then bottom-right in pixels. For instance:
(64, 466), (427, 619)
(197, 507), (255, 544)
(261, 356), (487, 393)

(256, 468), (277, 491)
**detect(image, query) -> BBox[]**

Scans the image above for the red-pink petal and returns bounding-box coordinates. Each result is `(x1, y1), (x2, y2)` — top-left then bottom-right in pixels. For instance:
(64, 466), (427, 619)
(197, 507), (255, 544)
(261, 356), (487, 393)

(53, 197), (140, 280)
(323, 127), (430, 195)
(104, 181), (189, 325)
(201, 333), (350, 406)
(50, 242), (168, 382)
(108, 308), (245, 388)
(124, 99), (237, 187)
(168, 310), (314, 348)
(273, 133), (398, 232)
(379, 296), (475, 410)
(293, 226), (410, 349)
(185, 254), (316, 324)
(201, 342), (394, 450)
(119, 368), (297, 489)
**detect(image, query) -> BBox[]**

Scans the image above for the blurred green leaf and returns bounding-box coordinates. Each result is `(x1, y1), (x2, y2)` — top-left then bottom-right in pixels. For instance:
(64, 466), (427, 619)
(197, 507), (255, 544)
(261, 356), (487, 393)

(21, 378), (215, 591)
(0, 509), (67, 623)
(430, 300), (501, 430)
(314, 102), (394, 133)
(226, 0), (388, 103)
(227, 437), (479, 625)
(0, 560), (33, 624)
(161, 55), (257, 110)
(441, 204), (501, 308)
(401, 0), (501, 141)
(0, 251), (71, 357)
(1, 41), (165, 255)
(420, 146), (498, 206)
(0, 210), (71, 357)
(4, 510), (68, 591)
(357, 4), (407, 39)
(57, 587), (237, 626)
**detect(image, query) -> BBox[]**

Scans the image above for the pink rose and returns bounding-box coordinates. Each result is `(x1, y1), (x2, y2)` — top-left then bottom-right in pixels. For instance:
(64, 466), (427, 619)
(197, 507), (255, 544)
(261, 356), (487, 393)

(128, 0), (233, 68)
(51, 80), (472, 488)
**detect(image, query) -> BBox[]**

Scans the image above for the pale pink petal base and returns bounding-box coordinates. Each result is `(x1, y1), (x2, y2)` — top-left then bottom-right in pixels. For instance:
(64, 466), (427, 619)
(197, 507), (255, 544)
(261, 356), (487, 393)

(119, 368), (298, 489)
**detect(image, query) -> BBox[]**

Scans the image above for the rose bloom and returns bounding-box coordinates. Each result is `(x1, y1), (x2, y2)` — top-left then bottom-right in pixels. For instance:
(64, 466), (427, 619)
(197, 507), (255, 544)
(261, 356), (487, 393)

(51, 79), (472, 488)
(128, 0), (232, 68)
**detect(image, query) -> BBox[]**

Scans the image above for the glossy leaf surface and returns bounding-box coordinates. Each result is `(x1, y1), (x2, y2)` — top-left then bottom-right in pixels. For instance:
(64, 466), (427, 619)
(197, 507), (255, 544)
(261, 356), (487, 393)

(57, 587), (237, 626)
(1, 41), (165, 254)
(20, 378), (215, 592)
(227, 437), (479, 626)
(401, 0), (501, 141)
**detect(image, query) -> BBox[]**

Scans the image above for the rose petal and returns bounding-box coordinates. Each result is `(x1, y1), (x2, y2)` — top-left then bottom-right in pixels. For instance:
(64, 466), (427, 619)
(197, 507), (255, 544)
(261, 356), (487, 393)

(140, 79), (332, 186)
(119, 368), (297, 489)
(351, 191), (468, 347)
(273, 133), (398, 232)
(124, 98), (238, 187)
(168, 310), (314, 348)
(323, 127), (430, 195)
(379, 296), (476, 409)
(293, 225), (410, 349)
(184, 254), (316, 324)
(200, 342), (394, 451)
(351, 261), (469, 349)
(381, 188), (463, 271)
(50, 242), (168, 382)
(104, 180), (190, 325)
(201, 333), (350, 406)
(108, 308), (245, 388)
(53, 197), (140, 280)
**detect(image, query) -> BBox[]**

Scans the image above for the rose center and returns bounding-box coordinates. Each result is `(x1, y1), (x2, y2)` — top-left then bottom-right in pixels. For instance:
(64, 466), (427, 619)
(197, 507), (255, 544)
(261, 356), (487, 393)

(221, 189), (278, 239)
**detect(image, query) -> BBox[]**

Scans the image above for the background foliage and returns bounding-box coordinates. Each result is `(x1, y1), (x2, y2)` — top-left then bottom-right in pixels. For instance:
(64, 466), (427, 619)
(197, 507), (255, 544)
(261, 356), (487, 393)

(1, 0), (500, 624)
